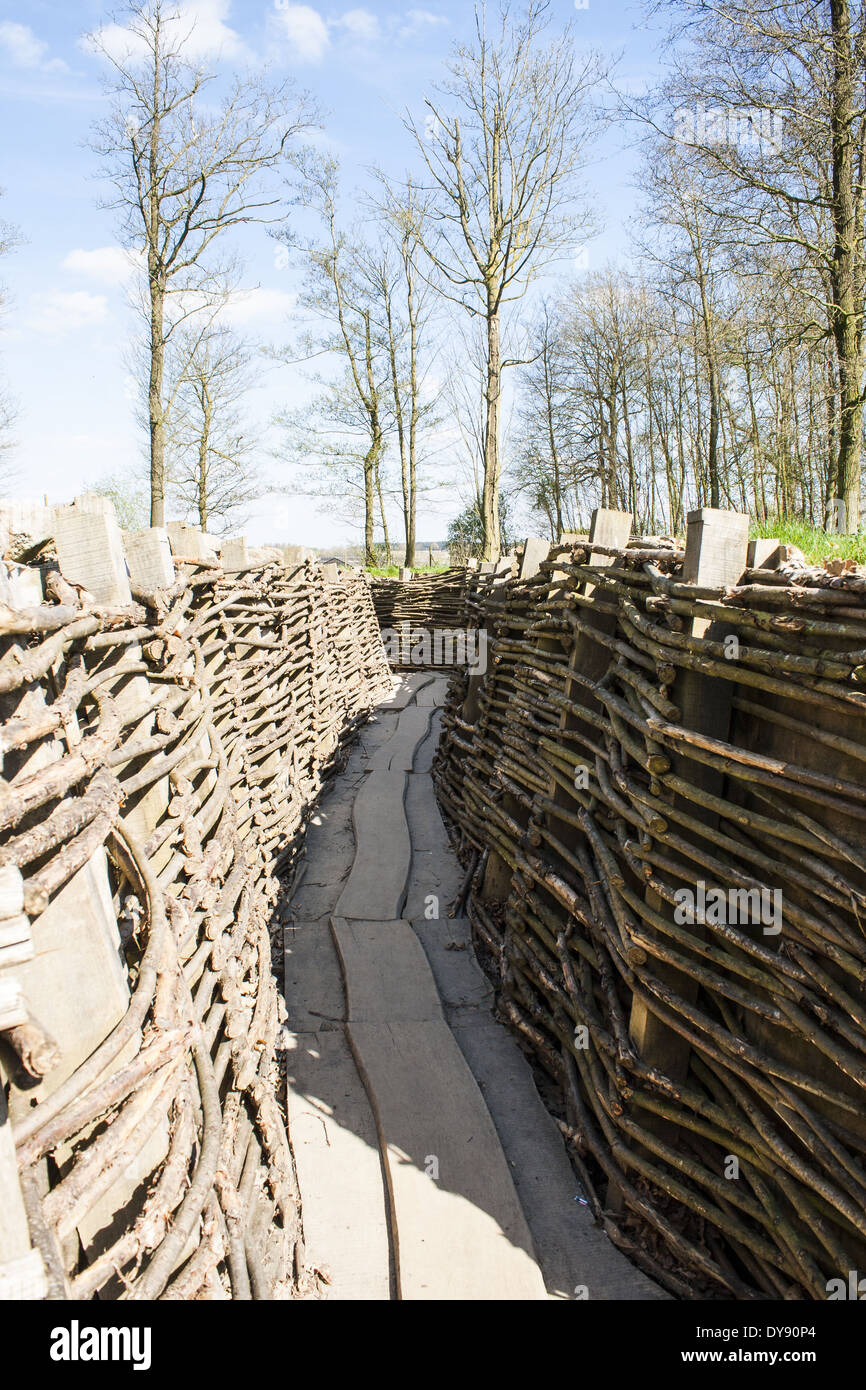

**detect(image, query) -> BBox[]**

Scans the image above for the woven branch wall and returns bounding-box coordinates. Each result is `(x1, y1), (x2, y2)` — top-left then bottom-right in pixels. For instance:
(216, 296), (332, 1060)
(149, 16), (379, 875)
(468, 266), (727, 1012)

(434, 537), (866, 1300)
(371, 570), (472, 666)
(0, 556), (391, 1300)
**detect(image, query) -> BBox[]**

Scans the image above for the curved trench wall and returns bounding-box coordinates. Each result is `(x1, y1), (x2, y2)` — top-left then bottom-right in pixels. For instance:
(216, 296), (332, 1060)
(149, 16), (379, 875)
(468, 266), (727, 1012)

(371, 569), (473, 668)
(0, 501), (391, 1301)
(434, 513), (866, 1300)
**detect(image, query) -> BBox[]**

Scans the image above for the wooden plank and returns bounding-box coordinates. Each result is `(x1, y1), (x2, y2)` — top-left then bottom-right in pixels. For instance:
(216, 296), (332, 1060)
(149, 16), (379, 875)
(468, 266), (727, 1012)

(415, 678), (449, 708)
(348, 1019), (547, 1301)
(367, 707), (434, 772)
(53, 500), (131, 606)
(331, 918), (444, 1023)
(334, 772), (410, 921)
(544, 507), (633, 842)
(378, 672), (435, 710)
(628, 508), (750, 1090)
(286, 1027), (392, 1300)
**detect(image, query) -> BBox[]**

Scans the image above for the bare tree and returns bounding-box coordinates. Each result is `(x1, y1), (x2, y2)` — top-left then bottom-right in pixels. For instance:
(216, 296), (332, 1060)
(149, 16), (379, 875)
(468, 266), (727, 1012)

(644, 0), (866, 529)
(168, 321), (261, 532)
(512, 302), (577, 537)
(373, 177), (438, 568)
(0, 195), (19, 474)
(91, 470), (150, 529)
(405, 0), (604, 558)
(89, 0), (314, 526)
(276, 159), (397, 566)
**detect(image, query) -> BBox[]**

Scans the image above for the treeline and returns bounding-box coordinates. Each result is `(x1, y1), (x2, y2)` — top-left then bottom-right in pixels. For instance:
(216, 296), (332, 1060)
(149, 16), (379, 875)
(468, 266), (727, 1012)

(513, 0), (866, 540)
(512, 268), (840, 538)
(4, 1), (864, 560)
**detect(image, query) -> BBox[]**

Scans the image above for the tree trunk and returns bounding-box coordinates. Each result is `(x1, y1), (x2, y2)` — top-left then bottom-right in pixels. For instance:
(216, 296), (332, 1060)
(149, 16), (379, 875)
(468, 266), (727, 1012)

(544, 346), (564, 537)
(197, 386), (211, 531)
(707, 360), (721, 508)
(481, 306), (502, 561)
(363, 445), (376, 567)
(829, 0), (863, 532)
(744, 355), (766, 522)
(826, 346), (839, 518)
(149, 278), (166, 528)
(406, 287), (419, 569)
(376, 455), (392, 566)
(386, 298), (411, 569)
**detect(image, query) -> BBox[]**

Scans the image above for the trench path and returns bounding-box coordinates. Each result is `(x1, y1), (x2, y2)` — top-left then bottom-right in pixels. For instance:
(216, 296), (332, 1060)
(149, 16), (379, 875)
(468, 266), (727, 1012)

(283, 671), (662, 1301)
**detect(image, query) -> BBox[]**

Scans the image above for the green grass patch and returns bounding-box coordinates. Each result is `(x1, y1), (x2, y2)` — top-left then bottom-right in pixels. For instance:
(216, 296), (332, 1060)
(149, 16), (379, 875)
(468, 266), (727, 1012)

(749, 516), (866, 566)
(366, 563), (451, 577)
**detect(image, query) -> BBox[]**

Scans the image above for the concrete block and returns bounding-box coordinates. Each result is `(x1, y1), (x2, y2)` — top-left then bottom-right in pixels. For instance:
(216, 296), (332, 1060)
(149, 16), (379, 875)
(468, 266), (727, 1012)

(0, 500), (52, 563)
(0, 1088), (39, 1275)
(0, 562), (44, 608)
(52, 494), (116, 520)
(123, 528), (175, 590)
(166, 524), (220, 562)
(8, 849), (129, 1123)
(747, 537), (783, 570)
(519, 536), (550, 580)
(53, 502), (131, 606)
(221, 537), (249, 572)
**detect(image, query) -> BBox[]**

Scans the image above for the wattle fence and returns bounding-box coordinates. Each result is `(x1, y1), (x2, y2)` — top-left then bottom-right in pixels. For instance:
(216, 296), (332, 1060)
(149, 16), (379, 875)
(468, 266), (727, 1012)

(433, 509), (866, 1300)
(0, 499), (390, 1300)
(371, 569), (472, 667)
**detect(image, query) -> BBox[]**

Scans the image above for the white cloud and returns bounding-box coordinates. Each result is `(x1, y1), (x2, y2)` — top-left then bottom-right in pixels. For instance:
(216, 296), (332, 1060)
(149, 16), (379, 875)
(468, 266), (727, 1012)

(62, 246), (140, 287)
(273, 4), (330, 64)
(85, 0), (245, 65)
(336, 9), (380, 42)
(178, 0), (246, 58)
(0, 20), (68, 72)
(24, 291), (109, 338)
(269, 4), (445, 65)
(224, 287), (297, 327)
(401, 9), (448, 37)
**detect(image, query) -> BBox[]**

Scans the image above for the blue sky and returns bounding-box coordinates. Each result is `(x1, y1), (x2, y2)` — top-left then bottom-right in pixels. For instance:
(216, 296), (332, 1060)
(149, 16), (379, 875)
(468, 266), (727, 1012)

(0, 0), (667, 547)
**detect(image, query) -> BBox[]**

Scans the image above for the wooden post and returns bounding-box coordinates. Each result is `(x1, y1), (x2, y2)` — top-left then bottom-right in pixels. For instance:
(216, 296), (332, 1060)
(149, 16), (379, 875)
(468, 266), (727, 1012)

(547, 509), (633, 819)
(0, 1087), (46, 1299)
(540, 506), (633, 875)
(123, 527), (175, 590)
(628, 509), (750, 1096)
(52, 498), (131, 606)
(557, 509), (632, 706)
(166, 523), (220, 562)
(221, 537), (250, 572)
(519, 536), (550, 580)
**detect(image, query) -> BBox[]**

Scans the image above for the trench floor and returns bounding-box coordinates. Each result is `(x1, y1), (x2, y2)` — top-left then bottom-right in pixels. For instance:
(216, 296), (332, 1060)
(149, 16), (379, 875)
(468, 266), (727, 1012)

(283, 671), (663, 1301)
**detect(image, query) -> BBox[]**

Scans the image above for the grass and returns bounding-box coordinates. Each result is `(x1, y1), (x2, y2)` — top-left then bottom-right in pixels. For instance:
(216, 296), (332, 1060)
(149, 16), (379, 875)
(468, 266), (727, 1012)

(366, 563), (451, 577)
(749, 515), (866, 566)
(369, 522), (866, 573)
